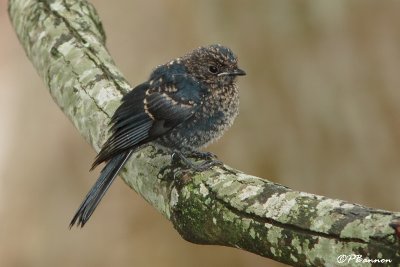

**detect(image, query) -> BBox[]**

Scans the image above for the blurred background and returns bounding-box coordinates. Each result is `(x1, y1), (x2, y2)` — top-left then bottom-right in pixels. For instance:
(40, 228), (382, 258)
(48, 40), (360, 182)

(1, 0), (400, 266)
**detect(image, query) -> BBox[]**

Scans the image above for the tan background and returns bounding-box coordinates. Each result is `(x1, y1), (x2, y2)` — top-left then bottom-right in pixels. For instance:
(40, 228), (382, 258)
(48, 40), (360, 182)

(1, 1), (400, 266)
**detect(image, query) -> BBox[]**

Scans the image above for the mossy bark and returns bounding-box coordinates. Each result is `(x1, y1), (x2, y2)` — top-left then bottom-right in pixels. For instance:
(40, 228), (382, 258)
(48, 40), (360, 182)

(8, 0), (400, 265)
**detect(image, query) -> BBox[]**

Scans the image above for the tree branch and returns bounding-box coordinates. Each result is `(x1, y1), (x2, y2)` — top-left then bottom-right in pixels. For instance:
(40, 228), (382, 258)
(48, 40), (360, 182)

(8, 0), (400, 265)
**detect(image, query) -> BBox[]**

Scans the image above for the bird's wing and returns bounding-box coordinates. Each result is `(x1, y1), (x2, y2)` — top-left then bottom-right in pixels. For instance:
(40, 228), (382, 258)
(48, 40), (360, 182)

(92, 74), (201, 168)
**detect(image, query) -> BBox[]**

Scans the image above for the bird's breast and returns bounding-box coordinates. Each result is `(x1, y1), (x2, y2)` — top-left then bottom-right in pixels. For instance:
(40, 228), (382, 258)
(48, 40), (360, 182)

(198, 83), (239, 147)
(156, 83), (239, 150)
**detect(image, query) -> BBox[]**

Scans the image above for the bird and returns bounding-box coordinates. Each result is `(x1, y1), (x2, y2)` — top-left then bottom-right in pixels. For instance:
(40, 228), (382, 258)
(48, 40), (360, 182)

(70, 44), (246, 227)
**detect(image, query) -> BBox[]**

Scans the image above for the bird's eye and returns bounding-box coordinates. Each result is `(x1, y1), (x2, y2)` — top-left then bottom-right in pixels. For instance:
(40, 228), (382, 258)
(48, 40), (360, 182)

(208, 65), (219, 74)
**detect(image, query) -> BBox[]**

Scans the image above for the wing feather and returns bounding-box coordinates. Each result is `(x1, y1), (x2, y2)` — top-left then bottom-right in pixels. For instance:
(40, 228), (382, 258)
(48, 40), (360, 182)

(92, 74), (201, 168)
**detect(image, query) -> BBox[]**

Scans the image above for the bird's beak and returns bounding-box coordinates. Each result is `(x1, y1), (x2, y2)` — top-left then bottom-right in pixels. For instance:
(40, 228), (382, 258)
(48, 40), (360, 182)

(232, 68), (246, 76)
(218, 68), (246, 77)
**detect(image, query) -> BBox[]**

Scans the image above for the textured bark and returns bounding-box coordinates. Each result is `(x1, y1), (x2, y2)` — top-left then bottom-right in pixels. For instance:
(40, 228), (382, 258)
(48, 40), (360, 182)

(8, 0), (400, 266)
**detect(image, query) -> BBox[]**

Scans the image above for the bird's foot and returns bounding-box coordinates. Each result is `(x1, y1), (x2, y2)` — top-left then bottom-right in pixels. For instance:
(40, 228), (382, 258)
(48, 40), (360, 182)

(187, 150), (218, 161)
(172, 150), (222, 172)
(189, 150), (218, 160)
(158, 150), (222, 182)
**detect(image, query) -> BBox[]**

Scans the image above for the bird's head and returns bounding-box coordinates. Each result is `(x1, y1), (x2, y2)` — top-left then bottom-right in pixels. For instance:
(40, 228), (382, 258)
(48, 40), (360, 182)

(183, 44), (246, 89)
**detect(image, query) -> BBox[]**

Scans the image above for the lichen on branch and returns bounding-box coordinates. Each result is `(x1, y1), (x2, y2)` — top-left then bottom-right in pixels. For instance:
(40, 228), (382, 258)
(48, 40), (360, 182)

(8, 0), (400, 265)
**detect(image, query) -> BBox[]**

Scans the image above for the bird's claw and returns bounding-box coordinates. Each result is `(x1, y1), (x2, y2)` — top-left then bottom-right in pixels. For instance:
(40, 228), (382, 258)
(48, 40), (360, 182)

(188, 151), (218, 160)
(172, 150), (222, 173)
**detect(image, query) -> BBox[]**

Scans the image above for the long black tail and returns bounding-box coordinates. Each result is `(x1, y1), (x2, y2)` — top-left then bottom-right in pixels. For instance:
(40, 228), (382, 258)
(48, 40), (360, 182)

(70, 150), (133, 228)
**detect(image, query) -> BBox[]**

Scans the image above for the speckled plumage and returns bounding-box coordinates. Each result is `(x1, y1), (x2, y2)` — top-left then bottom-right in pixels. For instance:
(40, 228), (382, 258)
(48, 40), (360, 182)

(157, 82), (239, 150)
(70, 44), (245, 227)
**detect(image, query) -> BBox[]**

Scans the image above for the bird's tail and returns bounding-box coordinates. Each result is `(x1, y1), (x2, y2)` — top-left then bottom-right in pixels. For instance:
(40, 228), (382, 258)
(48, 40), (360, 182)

(69, 150), (133, 228)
